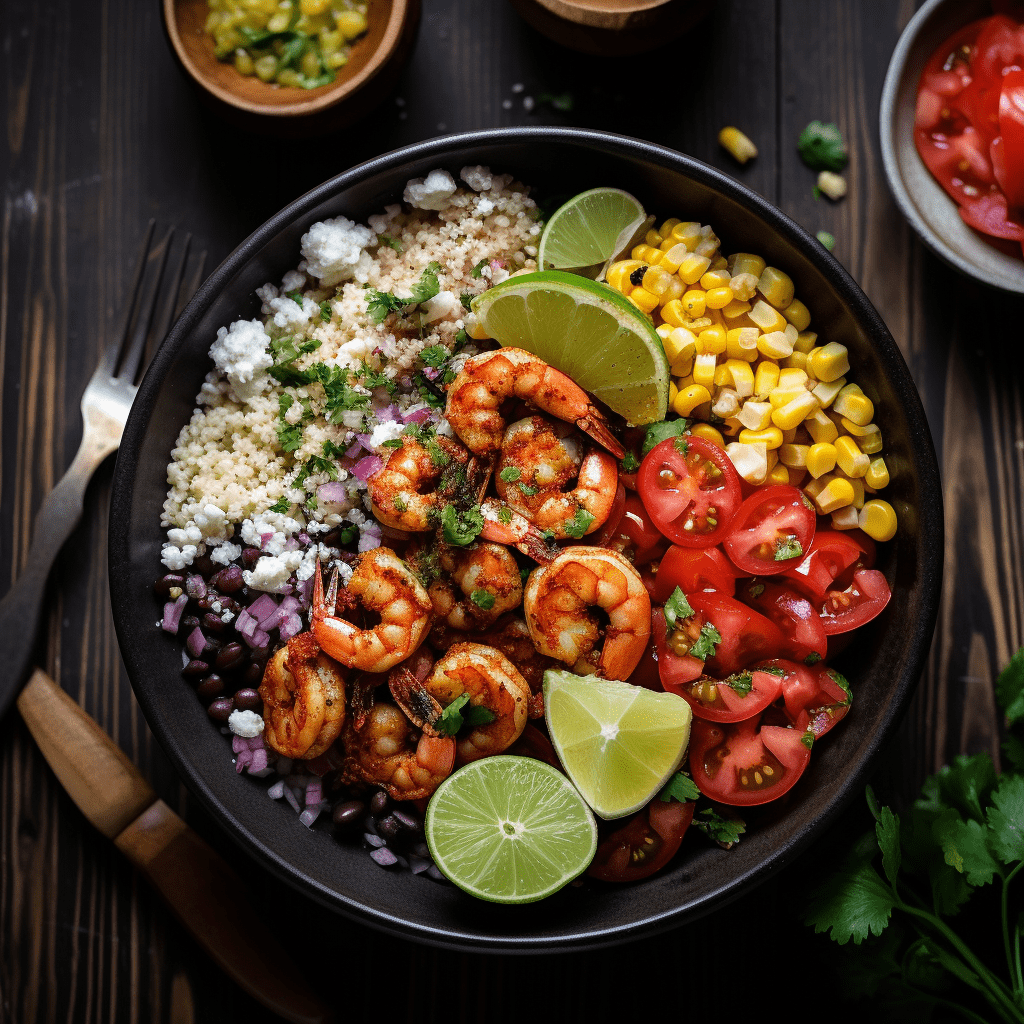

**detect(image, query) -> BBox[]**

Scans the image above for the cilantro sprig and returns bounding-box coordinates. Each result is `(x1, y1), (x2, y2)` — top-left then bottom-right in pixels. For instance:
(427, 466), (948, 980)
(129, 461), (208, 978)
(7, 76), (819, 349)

(435, 693), (496, 737)
(364, 262), (441, 323)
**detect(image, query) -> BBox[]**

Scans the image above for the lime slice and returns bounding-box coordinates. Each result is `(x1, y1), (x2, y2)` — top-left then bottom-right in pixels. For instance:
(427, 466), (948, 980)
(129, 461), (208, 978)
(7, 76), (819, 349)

(543, 669), (693, 820)
(538, 188), (650, 280)
(471, 270), (669, 425)
(424, 755), (597, 904)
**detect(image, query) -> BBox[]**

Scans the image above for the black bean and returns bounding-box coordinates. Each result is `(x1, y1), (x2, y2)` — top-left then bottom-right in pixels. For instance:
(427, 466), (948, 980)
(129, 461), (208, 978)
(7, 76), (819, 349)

(370, 789), (389, 816)
(410, 841), (431, 859)
(243, 662), (264, 688)
(322, 528), (342, 547)
(203, 612), (228, 634)
(241, 547), (261, 568)
(182, 614), (201, 631)
(215, 642), (246, 673)
(332, 800), (365, 829)
(154, 574), (185, 596)
(363, 815), (379, 837)
(377, 815), (401, 841)
(192, 554), (216, 578)
(207, 697), (234, 721)
(370, 847), (398, 867)
(182, 659), (210, 679)
(392, 808), (421, 832)
(234, 688), (261, 711)
(200, 638), (223, 661)
(196, 674), (226, 701)
(219, 596), (241, 615)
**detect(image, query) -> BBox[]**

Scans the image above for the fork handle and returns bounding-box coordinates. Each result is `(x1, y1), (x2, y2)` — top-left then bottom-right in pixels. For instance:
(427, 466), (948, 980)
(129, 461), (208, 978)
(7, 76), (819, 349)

(0, 427), (118, 717)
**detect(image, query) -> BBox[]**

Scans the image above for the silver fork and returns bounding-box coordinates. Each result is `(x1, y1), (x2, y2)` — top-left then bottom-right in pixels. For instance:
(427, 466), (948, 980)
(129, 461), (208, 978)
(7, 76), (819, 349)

(0, 224), (206, 716)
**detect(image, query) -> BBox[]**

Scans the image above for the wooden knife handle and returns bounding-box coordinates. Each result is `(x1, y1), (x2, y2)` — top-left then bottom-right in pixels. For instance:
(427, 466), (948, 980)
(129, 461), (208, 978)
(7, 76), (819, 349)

(17, 669), (334, 1024)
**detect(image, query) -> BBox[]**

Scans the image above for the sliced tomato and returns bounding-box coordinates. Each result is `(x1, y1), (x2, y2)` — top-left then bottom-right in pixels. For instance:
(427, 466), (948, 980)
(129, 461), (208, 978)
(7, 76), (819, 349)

(782, 529), (875, 603)
(627, 630), (663, 692)
(637, 436), (742, 548)
(688, 716), (813, 807)
(667, 667), (783, 723)
(722, 485), (816, 576)
(960, 191), (1024, 240)
(686, 591), (785, 676)
(972, 14), (1024, 87)
(736, 578), (828, 663)
(587, 798), (695, 882)
(819, 568), (892, 635)
(596, 492), (669, 566)
(652, 608), (705, 689)
(997, 69), (1024, 209)
(651, 544), (738, 603)
(758, 659), (852, 739)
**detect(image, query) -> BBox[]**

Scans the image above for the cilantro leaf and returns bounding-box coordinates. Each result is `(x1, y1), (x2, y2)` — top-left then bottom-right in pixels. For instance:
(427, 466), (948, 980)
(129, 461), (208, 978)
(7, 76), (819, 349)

(987, 774), (1024, 864)
(440, 504), (484, 546)
(364, 288), (406, 323)
(460, 293), (474, 310)
(876, 805), (902, 889)
(268, 497), (290, 513)
(518, 481), (539, 497)
(319, 300), (332, 322)
(563, 508), (596, 539)
(641, 419), (688, 457)
(663, 586), (694, 632)
(470, 589), (495, 611)
(419, 344), (450, 369)
(798, 120), (849, 172)
(673, 435), (689, 455)
(691, 806), (746, 847)
(996, 646), (1024, 726)
(804, 651), (822, 665)
(463, 704), (497, 729)
(285, 290), (303, 304)
(689, 623), (722, 662)
(774, 536), (804, 561)
(435, 693), (470, 736)
(379, 233), (403, 252)
(499, 466), (522, 482)
(659, 771), (701, 803)
(723, 672), (753, 695)
(497, 505), (513, 525)
(364, 262), (441, 323)
(621, 451), (640, 474)
(937, 810), (1000, 886)
(470, 259), (488, 278)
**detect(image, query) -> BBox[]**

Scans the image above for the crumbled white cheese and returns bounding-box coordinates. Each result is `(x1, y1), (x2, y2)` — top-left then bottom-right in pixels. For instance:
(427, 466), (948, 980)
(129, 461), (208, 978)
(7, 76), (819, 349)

(266, 294), (318, 331)
(243, 554), (293, 593)
(404, 169), (457, 210)
(209, 319), (273, 403)
(421, 289), (462, 323)
(228, 710), (265, 738)
(368, 204), (402, 235)
(192, 503), (232, 545)
(300, 216), (376, 287)
(475, 197), (495, 217)
(367, 419), (405, 450)
(161, 543), (197, 570)
(210, 541), (242, 566)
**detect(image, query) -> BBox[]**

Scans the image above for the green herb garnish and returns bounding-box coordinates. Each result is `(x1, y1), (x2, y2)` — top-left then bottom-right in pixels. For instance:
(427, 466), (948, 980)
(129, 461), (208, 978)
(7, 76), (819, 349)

(440, 504), (484, 546)
(641, 419), (689, 457)
(664, 586), (695, 632)
(690, 623), (722, 663)
(798, 121), (849, 172)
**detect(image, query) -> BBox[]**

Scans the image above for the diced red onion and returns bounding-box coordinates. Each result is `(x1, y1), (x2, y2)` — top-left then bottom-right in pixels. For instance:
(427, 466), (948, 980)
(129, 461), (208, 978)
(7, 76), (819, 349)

(344, 439), (363, 459)
(260, 531), (275, 548)
(186, 626), (206, 659)
(284, 787), (302, 814)
(249, 748), (268, 774)
(232, 736), (248, 754)
(317, 481), (348, 504)
(299, 807), (320, 828)
(356, 433), (373, 449)
(235, 608), (257, 638)
(284, 537), (300, 551)
(297, 532), (310, 545)
(352, 456), (383, 481)
(161, 594), (188, 634)
(370, 847), (398, 867)
(247, 593), (278, 622)
(267, 779), (286, 800)
(296, 575), (314, 607)
(305, 779), (323, 807)
(378, 404), (400, 422)
(279, 611), (303, 640)
(402, 406), (431, 424)
(279, 594), (300, 615)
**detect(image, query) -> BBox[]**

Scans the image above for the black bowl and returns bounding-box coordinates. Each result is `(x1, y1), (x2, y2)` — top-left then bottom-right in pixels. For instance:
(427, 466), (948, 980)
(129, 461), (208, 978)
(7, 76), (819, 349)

(109, 127), (942, 952)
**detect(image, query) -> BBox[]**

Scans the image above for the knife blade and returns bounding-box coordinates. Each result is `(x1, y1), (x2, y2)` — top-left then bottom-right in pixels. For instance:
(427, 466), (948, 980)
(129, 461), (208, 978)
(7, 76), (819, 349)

(17, 669), (334, 1024)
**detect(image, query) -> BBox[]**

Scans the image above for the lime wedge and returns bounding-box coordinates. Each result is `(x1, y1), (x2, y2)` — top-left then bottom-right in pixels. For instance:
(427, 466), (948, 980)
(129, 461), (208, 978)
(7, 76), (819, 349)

(471, 270), (669, 425)
(424, 755), (597, 904)
(538, 188), (651, 280)
(543, 669), (693, 820)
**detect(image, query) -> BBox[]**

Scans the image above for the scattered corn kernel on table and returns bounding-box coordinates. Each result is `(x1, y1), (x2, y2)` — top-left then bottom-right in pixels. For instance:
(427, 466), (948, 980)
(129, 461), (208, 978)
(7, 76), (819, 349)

(2, 1), (1022, 1022)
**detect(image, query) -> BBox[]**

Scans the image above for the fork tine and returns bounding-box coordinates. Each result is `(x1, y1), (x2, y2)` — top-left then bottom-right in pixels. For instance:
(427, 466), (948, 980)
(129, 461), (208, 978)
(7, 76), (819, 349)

(177, 248), (208, 322)
(116, 226), (174, 383)
(143, 233), (192, 371)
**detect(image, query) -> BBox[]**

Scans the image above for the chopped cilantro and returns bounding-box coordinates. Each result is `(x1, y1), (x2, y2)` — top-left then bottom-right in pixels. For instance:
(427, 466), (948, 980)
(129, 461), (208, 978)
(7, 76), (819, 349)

(356, 362), (396, 393)
(319, 300), (331, 322)
(659, 771), (702, 803)
(414, 371), (446, 409)
(322, 440), (345, 460)
(440, 504), (484, 546)
(774, 536), (804, 561)
(392, 494), (408, 513)
(758, 665), (787, 677)
(798, 120), (849, 172)
(673, 435), (689, 455)
(497, 505), (513, 526)
(379, 233), (403, 252)
(470, 589), (496, 611)
(267, 497), (290, 514)
(621, 451), (640, 474)
(364, 262), (441, 323)
(805, 652), (823, 665)
(435, 692), (495, 736)
(285, 290), (303, 304)
(460, 293), (474, 311)
(419, 344), (450, 369)
(470, 259), (488, 279)
(691, 807), (746, 847)
(276, 395), (304, 453)
(690, 623), (722, 662)
(518, 482), (539, 497)
(563, 508), (596, 539)
(499, 467), (522, 483)
(664, 586), (695, 632)
(338, 524), (360, 545)
(748, 582), (765, 598)
(454, 328), (468, 346)
(641, 419), (689, 457)
(724, 672), (753, 695)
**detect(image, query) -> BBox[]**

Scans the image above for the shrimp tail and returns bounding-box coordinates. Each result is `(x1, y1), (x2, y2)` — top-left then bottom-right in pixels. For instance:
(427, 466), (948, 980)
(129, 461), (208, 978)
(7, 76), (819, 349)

(388, 665), (444, 736)
(577, 409), (625, 459)
(312, 560), (337, 620)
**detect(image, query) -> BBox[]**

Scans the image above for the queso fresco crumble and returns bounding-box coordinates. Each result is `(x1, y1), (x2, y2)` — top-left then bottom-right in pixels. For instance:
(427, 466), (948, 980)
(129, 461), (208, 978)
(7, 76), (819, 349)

(160, 166), (540, 596)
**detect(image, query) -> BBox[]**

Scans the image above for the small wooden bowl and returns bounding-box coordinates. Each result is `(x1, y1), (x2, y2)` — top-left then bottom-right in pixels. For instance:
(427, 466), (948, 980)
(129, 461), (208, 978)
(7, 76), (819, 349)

(507, 0), (703, 56)
(163, 0), (419, 135)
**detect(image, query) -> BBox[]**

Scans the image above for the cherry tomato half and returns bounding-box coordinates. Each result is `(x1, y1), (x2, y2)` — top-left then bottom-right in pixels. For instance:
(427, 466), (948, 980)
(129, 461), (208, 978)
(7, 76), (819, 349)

(722, 485), (816, 576)
(736, 578), (828, 664)
(587, 798), (695, 882)
(637, 436), (742, 548)
(666, 666), (784, 724)
(686, 591), (785, 677)
(653, 608), (705, 689)
(596, 492), (669, 567)
(782, 529), (875, 604)
(688, 716), (812, 807)
(997, 69), (1024, 210)
(819, 568), (892, 635)
(652, 544), (738, 603)
(757, 659), (852, 739)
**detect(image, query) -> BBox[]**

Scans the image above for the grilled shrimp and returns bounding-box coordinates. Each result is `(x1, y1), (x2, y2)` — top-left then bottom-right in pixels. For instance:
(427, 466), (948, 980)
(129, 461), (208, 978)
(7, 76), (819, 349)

(428, 541), (523, 630)
(445, 347), (624, 459)
(524, 546), (651, 680)
(469, 616), (557, 719)
(311, 548), (433, 673)
(340, 702), (455, 801)
(495, 415), (618, 539)
(478, 497), (558, 563)
(258, 632), (346, 760)
(368, 435), (477, 532)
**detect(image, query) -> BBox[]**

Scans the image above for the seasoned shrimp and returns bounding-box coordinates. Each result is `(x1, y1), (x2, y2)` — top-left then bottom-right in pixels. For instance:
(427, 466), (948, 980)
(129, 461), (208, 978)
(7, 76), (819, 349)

(445, 347), (624, 459)
(469, 616), (558, 719)
(258, 632), (346, 760)
(428, 541), (523, 630)
(495, 415), (618, 539)
(523, 546), (651, 680)
(478, 497), (558, 562)
(311, 547), (433, 673)
(368, 435), (477, 532)
(341, 702), (455, 801)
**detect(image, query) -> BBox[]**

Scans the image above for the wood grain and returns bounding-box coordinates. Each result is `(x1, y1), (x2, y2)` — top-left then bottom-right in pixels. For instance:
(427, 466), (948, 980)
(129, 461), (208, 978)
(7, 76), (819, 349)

(2, 1), (1022, 1021)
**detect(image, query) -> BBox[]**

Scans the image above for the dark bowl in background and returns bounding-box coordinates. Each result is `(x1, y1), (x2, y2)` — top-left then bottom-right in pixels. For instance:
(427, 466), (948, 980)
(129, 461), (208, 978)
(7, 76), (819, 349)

(109, 127), (943, 953)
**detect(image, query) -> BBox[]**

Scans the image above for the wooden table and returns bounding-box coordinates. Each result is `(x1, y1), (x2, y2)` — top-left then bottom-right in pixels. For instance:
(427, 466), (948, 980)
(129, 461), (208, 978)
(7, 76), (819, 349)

(2, 1), (1022, 1020)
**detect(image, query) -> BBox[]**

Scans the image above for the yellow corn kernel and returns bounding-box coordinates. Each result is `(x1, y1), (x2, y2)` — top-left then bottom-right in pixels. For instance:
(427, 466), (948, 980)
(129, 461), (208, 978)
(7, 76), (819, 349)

(689, 422), (725, 449)
(728, 253), (766, 279)
(688, 316), (713, 332)
(757, 330), (794, 360)
(778, 367), (808, 388)
(859, 499), (898, 542)
(713, 363), (732, 388)
(771, 390), (820, 431)
(833, 384), (874, 426)
(658, 218), (680, 238)
(757, 266), (795, 309)
(725, 327), (760, 361)
(794, 330), (818, 353)
(753, 360), (781, 396)
(779, 443), (809, 468)
(840, 419), (883, 454)
(699, 268), (731, 290)
(668, 380), (679, 406)
(673, 355), (695, 379)
(834, 436), (870, 478)
(646, 228), (664, 247)
(723, 359), (755, 397)
(698, 324), (728, 355)
(782, 351), (809, 372)
(704, 286), (733, 309)
(737, 400), (773, 431)
(782, 298), (811, 332)
(781, 426), (798, 444)
(766, 449), (779, 472)
(693, 352), (718, 387)
(678, 253), (712, 285)
(729, 272), (759, 302)
(662, 326), (698, 367)
(806, 442), (837, 478)
(628, 287), (659, 314)
(718, 126), (759, 163)
(642, 265), (675, 297)
(660, 299), (687, 328)
(748, 299), (788, 334)
(680, 289), (706, 318)
(805, 408), (839, 444)
(631, 243), (659, 263)
(721, 298), (752, 321)
(672, 383), (712, 417)
(806, 343), (851, 383)
(712, 387), (741, 419)
(768, 386), (807, 410)
(844, 474), (866, 508)
(812, 377), (845, 408)
(655, 242), (690, 274)
(606, 260), (643, 294)
(809, 475), (856, 514)
(659, 277), (685, 306)
(830, 506), (860, 530)
(726, 441), (769, 485)
(739, 426), (783, 450)
(865, 457), (890, 490)
(721, 417), (743, 436)
(670, 221), (702, 249)
(767, 462), (791, 486)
